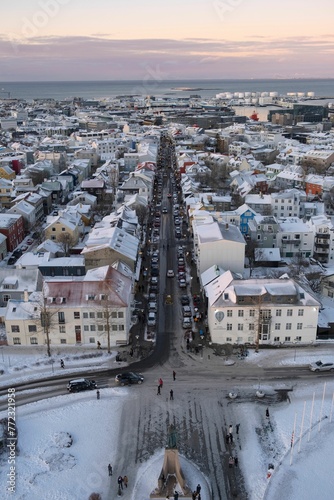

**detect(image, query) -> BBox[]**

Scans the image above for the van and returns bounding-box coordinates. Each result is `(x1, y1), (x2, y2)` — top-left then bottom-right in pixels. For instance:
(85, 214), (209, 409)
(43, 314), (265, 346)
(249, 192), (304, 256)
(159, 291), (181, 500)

(67, 378), (97, 393)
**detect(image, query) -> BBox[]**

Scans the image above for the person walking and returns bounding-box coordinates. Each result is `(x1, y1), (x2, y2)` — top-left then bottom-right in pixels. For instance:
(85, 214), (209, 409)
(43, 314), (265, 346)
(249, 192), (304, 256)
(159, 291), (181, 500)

(174, 491), (179, 500)
(60, 359), (64, 369)
(196, 484), (201, 495)
(97, 341), (101, 349)
(266, 408), (270, 418)
(123, 475), (128, 488)
(117, 476), (123, 490)
(229, 456), (234, 468)
(170, 389), (174, 400)
(173, 370), (176, 381)
(229, 424), (233, 435)
(108, 464), (112, 476)
(236, 423), (240, 435)
(96, 390), (100, 400)
(225, 434), (230, 445)
(159, 378), (163, 388)
(234, 456), (238, 467)
(229, 433), (234, 444)
(157, 385), (161, 395)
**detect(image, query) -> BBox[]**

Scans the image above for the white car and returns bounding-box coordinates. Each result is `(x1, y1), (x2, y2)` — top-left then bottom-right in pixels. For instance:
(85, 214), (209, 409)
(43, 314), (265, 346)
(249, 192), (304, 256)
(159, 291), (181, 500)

(148, 301), (157, 312)
(309, 360), (334, 372)
(167, 270), (175, 277)
(147, 312), (156, 327)
(182, 317), (192, 329)
(179, 279), (187, 288)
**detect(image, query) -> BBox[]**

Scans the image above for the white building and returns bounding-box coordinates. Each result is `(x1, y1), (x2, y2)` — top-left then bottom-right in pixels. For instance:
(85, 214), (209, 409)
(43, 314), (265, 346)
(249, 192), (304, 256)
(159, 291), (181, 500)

(205, 272), (320, 346)
(277, 218), (314, 258)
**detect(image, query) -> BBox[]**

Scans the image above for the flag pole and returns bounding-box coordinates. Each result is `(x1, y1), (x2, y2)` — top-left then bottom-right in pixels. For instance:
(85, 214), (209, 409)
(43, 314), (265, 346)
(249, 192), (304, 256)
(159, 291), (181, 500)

(308, 391), (315, 442)
(298, 401), (306, 453)
(290, 411), (297, 466)
(318, 382), (326, 432)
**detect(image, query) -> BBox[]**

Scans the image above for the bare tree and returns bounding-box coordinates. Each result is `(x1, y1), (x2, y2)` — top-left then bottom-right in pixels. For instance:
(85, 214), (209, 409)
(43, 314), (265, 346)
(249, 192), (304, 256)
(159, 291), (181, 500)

(32, 287), (61, 357)
(245, 240), (259, 277)
(288, 252), (309, 278)
(57, 232), (75, 257)
(94, 282), (123, 354)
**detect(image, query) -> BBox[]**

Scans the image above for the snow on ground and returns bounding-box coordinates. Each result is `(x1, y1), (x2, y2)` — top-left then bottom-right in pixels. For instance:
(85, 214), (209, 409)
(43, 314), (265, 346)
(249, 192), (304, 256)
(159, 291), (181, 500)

(1, 346), (334, 499)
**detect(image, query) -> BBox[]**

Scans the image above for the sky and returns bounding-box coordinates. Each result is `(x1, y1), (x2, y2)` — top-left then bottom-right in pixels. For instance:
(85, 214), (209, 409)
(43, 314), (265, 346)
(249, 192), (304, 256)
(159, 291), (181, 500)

(1, 347), (334, 499)
(1, 0), (334, 81)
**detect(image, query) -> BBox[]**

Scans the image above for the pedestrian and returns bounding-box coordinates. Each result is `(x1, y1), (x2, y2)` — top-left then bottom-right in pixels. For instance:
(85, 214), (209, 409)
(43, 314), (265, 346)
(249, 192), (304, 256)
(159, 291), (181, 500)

(108, 464), (112, 476)
(198, 495), (201, 500)
(170, 389), (174, 400)
(234, 456), (238, 467)
(196, 484), (201, 495)
(157, 385), (161, 395)
(174, 491), (179, 500)
(229, 456), (234, 468)
(60, 359), (64, 369)
(130, 348), (134, 357)
(192, 492), (197, 500)
(97, 390), (100, 400)
(173, 370), (176, 381)
(236, 423), (240, 435)
(266, 408), (270, 418)
(229, 433), (234, 444)
(123, 475), (128, 488)
(229, 424), (233, 435)
(97, 341), (101, 349)
(225, 434), (230, 445)
(117, 476), (123, 490)
(159, 378), (163, 388)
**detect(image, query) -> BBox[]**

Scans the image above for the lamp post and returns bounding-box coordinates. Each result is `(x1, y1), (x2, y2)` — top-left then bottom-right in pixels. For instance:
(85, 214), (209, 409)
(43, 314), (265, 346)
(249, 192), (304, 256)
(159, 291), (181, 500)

(294, 337), (298, 362)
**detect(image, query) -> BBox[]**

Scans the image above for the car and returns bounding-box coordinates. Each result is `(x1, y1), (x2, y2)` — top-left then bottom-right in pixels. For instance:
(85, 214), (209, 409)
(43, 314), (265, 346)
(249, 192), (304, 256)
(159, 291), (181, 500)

(179, 279), (187, 288)
(182, 305), (192, 317)
(178, 272), (186, 280)
(21, 245), (28, 252)
(115, 372), (144, 386)
(162, 206), (168, 213)
(26, 238), (34, 245)
(178, 264), (185, 272)
(151, 266), (159, 277)
(167, 269), (175, 277)
(182, 317), (192, 329)
(149, 284), (158, 293)
(67, 378), (97, 393)
(8, 257), (16, 265)
(148, 311), (156, 326)
(150, 276), (158, 285)
(181, 295), (190, 306)
(151, 256), (159, 264)
(175, 230), (182, 239)
(309, 361), (334, 372)
(149, 292), (157, 302)
(148, 301), (157, 312)
(165, 294), (173, 304)
(167, 193), (172, 198)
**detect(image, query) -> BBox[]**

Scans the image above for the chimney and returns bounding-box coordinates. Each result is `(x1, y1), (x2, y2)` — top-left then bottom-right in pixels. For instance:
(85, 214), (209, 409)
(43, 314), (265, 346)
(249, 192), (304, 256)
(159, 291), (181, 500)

(24, 289), (29, 302)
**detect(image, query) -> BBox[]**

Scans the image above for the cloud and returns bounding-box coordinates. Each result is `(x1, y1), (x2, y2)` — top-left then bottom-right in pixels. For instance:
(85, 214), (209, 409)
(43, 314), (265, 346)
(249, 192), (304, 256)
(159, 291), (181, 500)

(0, 34), (334, 80)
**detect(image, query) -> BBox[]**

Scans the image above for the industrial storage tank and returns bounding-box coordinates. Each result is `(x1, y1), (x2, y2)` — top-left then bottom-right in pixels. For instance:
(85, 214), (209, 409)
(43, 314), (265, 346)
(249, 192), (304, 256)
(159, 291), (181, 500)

(307, 92), (315, 97)
(297, 92), (305, 97)
(269, 92), (278, 97)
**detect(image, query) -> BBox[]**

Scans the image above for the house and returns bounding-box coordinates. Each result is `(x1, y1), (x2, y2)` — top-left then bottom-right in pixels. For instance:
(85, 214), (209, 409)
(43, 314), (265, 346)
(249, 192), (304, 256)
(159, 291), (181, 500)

(0, 164), (16, 180)
(5, 266), (132, 347)
(277, 218), (314, 259)
(44, 211), (83, 247)
(0, 233), (7, 261)
(0, 214), (25, 252)
(205, 273), (320, 346)
(8, 200), (36, 232)
(0, 268), (43, 307)
(0, 178), (14, 208)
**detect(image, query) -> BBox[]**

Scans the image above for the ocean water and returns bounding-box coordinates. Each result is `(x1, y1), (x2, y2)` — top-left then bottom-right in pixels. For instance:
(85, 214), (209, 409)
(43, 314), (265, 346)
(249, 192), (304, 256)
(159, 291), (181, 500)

(1, 79), (334, 101)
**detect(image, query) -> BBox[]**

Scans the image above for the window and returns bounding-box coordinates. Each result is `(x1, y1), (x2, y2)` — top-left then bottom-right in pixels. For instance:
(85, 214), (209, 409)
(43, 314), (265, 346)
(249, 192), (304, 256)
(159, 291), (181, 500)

(3, 294), (11, 302)
(112, 325), (118, 331)
(226, 323), (232, 331)
(30, 337), (38, 345)
(275, 323), (281, 330)
(13, 337), (21, 345)
(118, 312), (124, 318)
(249, 323), (254, 330)
(226, 337), (232, 342)
(297, 323), (303, 330)
(58, 312), (65, 324)
(11, 325), (20, 333)
(329, 291), (333, 298)
(227, 310), (232, 317)
(61, 227), (66, 232)
(59, 325), (66, 333)
(90, 325), (96, 331)
(285, 336), (291, 342)
(224, 293), (229, 300)
(28, 325), (37, 333)
(274, 336), (280, 342)
(60, 339), (67, 344)
(238, 310), (244, 317)
(89, 312), (95, 319)
(84, 325), (89, 332)
(74, 312), (80, 319)
(98, 325), (104, 332)
(83, 312), (88, 319)
(119, 325), (124, 331)
(286, 323), (292, 330)
(262, 334), (268, 341)
(298, 309), (304, 316)
(238, 324), (243, 331)
(287, 309), (293, 316)
(111, 312), (117, 318)
(249, 310), (255, 317)
(295, 336), (302, 341)
(52, 227), (56, 231)
(89, 337), (95, 343)
(276, 309), (281, 317)
(97, 312), (103, 319)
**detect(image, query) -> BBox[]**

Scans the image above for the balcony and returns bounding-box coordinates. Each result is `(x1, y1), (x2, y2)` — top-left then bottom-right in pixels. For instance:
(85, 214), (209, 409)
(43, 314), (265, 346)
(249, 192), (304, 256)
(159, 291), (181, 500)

(315, 232), (330, 239)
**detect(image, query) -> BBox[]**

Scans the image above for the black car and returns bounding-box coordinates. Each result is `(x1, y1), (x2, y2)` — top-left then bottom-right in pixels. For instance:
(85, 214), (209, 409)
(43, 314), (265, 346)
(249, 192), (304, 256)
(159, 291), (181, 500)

(67, 378), (97, 393)
(181, 295), (190, 305)
(115, 372), (144, 386)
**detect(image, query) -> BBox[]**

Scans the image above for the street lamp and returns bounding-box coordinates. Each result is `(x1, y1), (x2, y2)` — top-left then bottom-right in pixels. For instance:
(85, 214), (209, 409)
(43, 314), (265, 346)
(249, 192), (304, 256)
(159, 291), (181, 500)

(294, 337), (298, 362)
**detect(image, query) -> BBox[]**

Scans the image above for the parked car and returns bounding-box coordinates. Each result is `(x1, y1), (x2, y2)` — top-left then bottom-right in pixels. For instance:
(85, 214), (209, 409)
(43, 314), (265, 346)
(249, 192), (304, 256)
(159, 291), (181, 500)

(179, 279), (187, 288)
(115, 372), (144, 386)
(148, 301), (157, 312)
(309, 361), (334, 372)
(26, 238), (34, 245)
(181, 295), (190, 306)
(67, 378), (97, 393)
(21, 245), (28, 252)
(148, 312), (156, 326)
(182, 317), (192, 329)
(167, 269), (175, 277)
(182, 305), (192, 317)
